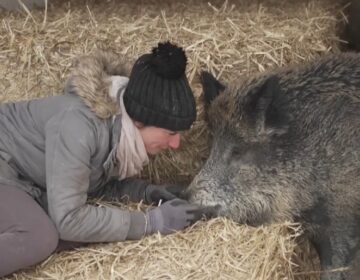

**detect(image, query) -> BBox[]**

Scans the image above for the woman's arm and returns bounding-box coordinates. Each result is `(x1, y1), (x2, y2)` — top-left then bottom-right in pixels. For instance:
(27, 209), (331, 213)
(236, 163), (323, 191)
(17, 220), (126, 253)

(45, 109), (137, 242)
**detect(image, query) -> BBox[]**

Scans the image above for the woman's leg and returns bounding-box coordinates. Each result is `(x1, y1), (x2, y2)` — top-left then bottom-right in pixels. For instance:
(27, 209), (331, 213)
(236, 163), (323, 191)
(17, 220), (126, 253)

(0, 184), (59, 277)
(56, 239), (88, 252)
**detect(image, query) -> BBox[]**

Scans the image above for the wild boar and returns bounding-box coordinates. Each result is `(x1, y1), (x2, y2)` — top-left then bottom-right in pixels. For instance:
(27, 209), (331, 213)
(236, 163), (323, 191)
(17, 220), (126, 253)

(187, 53), (360, 280)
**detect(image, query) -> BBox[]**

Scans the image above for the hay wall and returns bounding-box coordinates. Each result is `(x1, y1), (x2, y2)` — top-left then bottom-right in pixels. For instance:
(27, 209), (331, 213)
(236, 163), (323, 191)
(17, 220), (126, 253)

(0, 0), (345, 279)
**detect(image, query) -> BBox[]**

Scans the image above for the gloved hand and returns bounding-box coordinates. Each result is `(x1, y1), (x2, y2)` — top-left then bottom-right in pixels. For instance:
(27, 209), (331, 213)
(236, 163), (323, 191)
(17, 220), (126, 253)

(99, 178), (187, 205)
(127, 199), (221, 239)
(144, 184), (186, 204)
(145, 198), (205, 235)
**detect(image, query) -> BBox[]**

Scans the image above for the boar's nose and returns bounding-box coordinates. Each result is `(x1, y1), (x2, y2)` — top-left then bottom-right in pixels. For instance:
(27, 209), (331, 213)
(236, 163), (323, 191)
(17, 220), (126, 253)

(182, 188), (192, 200)
(189, 178), (208, 190)
(201, 204), (222, 219)
(185, 178), (210, 201)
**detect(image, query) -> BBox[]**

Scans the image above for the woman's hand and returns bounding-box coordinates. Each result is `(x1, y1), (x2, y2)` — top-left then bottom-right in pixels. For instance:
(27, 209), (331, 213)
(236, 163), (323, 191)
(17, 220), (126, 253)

(144, 184), (186, 204)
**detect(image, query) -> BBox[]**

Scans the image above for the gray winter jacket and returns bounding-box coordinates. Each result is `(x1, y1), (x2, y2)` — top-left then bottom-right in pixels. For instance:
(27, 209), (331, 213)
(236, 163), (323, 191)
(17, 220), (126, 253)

(0, 51), (149, 242)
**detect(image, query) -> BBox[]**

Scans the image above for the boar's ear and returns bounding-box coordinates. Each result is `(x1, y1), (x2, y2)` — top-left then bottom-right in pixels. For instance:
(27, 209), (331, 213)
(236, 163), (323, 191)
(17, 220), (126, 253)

(200, 71), (226, 105)
(244, 75), (278, 116)
(244, 75), (287, 136)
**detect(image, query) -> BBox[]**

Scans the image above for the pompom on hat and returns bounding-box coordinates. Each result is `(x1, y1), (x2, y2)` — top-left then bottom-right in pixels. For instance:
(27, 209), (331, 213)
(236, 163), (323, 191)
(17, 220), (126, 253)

(123, 42), (196, 131)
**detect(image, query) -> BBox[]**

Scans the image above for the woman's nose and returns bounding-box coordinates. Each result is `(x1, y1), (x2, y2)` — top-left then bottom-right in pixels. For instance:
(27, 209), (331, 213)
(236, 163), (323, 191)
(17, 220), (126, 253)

(168, 133), (181, 150)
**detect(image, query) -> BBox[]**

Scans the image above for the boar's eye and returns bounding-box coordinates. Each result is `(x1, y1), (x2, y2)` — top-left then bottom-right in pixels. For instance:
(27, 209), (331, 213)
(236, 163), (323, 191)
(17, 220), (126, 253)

(231, 146), (244, 158)
(229, 145), (258, 166)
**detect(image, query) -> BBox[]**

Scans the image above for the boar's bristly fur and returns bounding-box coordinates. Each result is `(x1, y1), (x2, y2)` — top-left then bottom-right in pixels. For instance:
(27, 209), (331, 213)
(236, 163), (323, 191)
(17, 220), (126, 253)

(189, 53), (360, 280)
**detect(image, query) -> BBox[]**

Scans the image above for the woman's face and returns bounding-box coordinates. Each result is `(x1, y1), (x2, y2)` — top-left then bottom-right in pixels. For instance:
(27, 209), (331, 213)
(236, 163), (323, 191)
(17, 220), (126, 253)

(136, 124), (181, 155)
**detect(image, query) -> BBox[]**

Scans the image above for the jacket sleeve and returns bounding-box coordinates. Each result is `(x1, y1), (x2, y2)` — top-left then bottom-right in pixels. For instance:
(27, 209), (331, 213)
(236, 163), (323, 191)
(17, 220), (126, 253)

(45, 109), (134, 242)
(94, 177), (150, 203)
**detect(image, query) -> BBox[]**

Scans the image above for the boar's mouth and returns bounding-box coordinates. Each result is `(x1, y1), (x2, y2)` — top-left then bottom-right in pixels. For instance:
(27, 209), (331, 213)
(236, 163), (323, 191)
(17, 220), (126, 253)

(199, 204), (222, 219)
(185, 189), (224, 218)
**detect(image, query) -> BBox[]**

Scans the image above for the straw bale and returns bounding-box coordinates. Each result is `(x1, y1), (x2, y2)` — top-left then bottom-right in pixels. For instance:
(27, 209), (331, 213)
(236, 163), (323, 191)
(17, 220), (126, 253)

(4, 219), (313, 280)
(0, 0), (346, 279)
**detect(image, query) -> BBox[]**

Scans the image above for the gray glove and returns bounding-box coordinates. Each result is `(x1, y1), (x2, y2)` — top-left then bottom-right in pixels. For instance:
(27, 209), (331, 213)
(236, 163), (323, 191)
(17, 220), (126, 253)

(144, 184), (186, 204)
(127, 199), (208, 239)
(98, 178), (186, 205)
(145, 198), (204, 235)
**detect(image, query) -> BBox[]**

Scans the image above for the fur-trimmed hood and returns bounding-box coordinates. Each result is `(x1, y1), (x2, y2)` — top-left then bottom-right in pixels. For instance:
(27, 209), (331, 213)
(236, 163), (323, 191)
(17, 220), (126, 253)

(65, 50), (132, 119)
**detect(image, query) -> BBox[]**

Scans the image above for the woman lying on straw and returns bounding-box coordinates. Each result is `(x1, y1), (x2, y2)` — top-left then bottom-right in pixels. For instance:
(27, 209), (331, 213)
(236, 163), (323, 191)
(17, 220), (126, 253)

(0, 42), (207, 277)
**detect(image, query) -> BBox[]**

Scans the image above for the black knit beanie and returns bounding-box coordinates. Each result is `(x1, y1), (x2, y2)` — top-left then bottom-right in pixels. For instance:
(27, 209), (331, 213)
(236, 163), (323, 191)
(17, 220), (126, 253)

(123, 42), (196, 131)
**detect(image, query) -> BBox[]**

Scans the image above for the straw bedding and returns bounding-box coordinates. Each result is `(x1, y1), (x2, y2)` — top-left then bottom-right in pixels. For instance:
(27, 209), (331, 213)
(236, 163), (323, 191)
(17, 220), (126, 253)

(0, 0), (347, 279)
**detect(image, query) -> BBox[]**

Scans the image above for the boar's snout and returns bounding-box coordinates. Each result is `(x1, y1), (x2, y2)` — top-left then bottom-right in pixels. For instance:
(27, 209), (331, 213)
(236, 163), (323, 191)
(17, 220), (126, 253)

(185, 178), (208, 202)
(186, 176), (224, 210)
(199, 204), (222, 219)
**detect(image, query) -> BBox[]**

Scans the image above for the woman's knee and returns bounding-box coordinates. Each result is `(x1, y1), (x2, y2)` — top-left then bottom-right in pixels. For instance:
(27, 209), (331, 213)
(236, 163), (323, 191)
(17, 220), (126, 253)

(30, 217), (59, 259)
(0, 185), (59, 276)
(0, 213), (59, 277)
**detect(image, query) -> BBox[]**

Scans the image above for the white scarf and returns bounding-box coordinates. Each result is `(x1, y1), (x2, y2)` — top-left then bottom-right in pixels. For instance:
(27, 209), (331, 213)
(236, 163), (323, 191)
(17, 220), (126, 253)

(109, 76), (149, 179)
